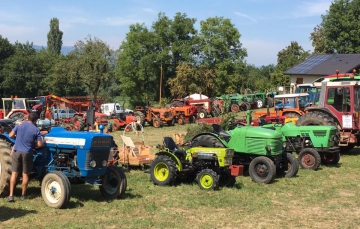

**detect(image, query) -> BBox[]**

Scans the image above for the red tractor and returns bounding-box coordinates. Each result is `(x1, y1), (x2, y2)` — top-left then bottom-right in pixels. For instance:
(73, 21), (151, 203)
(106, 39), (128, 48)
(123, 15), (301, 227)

(168, 99), (197, 125)
(172, 97), (222, 119)
(296, 72), (360, 152)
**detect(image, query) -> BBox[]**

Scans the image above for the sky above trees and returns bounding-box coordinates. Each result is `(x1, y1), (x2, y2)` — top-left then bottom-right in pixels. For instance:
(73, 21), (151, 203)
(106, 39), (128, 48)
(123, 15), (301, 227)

(0, 0), (332, 66)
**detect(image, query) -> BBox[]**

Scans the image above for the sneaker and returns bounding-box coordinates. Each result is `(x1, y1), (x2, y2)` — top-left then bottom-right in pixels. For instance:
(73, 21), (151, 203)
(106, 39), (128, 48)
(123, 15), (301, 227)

(20, 195), (26, 201)
(7, 196), (14, 202)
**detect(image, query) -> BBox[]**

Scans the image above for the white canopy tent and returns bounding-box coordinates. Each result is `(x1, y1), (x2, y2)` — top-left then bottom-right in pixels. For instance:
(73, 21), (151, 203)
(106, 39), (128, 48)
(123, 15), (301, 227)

(185, 93), (209, 100)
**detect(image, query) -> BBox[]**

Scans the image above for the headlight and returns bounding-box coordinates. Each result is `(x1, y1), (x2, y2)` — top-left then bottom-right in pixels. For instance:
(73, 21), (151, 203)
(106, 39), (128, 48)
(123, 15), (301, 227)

(90, 160), (96, 168)
(226, 149), (234, 156)
(102, 160), (107, 167)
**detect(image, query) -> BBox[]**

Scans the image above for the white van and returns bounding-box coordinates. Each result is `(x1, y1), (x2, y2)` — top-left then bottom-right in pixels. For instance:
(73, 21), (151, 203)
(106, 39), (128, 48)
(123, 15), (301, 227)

(100, 103), (133, 116)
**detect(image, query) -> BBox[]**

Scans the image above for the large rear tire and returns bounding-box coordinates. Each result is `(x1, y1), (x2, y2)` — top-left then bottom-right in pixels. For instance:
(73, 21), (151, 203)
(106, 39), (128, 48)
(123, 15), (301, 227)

(99, 166), (126, 199)
(296, 112), (337, 127)
(9, 112), (26, 121)
(0, 140), (12, 197)
(134, 111), (146, 127)
(72, 115), (85, 130)
(191, 134), (225, 148)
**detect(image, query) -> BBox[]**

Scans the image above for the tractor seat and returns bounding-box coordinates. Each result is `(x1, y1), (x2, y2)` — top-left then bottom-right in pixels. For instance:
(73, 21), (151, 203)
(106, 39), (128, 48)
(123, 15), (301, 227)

(211, 124), (231, 141)
(163, 137), (186, 157)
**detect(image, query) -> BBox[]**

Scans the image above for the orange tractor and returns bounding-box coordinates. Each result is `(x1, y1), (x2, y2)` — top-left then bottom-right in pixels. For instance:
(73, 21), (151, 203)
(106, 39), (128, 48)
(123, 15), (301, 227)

(168, 99), (198, 125)
(134, 105), (175, 128)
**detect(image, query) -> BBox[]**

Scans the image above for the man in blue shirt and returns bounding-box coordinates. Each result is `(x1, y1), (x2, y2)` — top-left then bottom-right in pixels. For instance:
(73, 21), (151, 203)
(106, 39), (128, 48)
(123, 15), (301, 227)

(7, 112), (43, 202)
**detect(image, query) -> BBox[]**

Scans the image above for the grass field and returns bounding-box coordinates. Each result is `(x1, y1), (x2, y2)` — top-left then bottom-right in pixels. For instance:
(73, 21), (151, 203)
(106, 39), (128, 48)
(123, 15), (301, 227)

(1, 119), (360, 229)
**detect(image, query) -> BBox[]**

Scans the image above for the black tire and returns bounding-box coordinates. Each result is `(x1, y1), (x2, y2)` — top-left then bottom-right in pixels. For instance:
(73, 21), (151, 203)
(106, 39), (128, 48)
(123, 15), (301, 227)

(296, 112), (337, 127)
(211, 107), (221, 117)
(283, 112), (300, 118)
(0, 140), (12, 197)
(256, 99), (264, 109)
(198, 110), (208, 119)
(99, 166), (125, 199)
(40, 110), (45, 119)
(196, 169), (219, 190)
(189, 115), (196, 124)
(249, 156), (276, 184)
(170, 101), (184, 107)
(167, 118), (175, 126)
(267, 97), (274, 107)
(9, 112), (26, 121)
(41, 171), (71, 209)
(277, 153), (299, 178)
(152, 118), (162, 128)
(321, 151), (340, 165)
(150, 155), (177, 186)
(191, 134), (225, 148)
(231, 104), (240, 112)
(114, 166), (127, 198)
(298, 148), (321, 170)
(72, 115), (85, 130)
(134, 111), (146, 126)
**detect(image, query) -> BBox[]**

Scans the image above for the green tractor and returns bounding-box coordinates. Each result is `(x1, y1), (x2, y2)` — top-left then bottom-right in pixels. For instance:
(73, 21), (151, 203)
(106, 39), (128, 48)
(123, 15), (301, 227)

(190, 123), (299, 184)
(262, 122), (340, 170)
(149, 137), (243, 190)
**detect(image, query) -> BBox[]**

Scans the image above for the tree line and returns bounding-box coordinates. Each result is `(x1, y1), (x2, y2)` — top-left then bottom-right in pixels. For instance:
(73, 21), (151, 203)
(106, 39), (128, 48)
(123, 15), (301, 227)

(0, 0), (358, 107)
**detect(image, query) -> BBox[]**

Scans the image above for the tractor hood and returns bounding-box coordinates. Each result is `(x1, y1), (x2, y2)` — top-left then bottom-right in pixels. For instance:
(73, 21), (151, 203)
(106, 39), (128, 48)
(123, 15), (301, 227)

(44, 127), (113, 149)
(229, 126), (282, 139)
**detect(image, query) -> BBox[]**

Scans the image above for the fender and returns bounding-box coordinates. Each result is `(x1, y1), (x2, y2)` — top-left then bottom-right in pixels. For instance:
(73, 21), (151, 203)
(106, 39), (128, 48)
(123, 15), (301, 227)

(155, 150), (183, 171)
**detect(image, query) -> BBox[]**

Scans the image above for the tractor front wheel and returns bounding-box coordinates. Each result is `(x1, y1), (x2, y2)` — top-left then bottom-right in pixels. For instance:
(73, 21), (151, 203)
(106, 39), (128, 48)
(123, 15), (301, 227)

(321, 151), (340, 165)
(152, 118), (162, 128)
(99, 166), (126, 199)
(256, 99), (264, 109)
(0, 140), (12, 197)
(231, 104), (240, 112)
(196, 169), (219, 190)
(41, 171), (71, 209)
(177, 117), (185, 125)
(150, 155), (177, 186)
(249, 156), (276, 184)
(298, 148), (321, 170)
(198, 110), (208, 119)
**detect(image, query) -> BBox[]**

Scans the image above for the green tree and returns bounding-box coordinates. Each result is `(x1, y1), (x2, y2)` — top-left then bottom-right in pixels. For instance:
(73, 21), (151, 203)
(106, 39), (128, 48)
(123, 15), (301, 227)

(67, 36), (114, 102)
(0, 35), (15, 70)
(311, 0), (360, 53)
(47, 18), (63, 55)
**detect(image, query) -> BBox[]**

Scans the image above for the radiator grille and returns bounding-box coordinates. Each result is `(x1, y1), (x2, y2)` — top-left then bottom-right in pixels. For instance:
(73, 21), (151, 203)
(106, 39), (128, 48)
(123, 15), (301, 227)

(85, 150), (109, 169)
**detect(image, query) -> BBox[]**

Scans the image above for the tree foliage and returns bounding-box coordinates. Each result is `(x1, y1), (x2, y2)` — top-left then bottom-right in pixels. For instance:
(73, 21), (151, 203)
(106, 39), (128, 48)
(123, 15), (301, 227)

(47, 18), (63, 55)
(311, 0), (360, 53)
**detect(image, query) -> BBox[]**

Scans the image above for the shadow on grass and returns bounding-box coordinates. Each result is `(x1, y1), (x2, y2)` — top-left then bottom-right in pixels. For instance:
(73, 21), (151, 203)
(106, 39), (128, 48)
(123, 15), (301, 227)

(0, 206), (37, 222)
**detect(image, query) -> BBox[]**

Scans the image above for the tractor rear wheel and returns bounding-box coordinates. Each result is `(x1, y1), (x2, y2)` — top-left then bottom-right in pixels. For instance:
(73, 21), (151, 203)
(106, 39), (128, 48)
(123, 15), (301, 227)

(134, 111), (146, 126)
(9, 112), (26, 121)
(152, 118), (162, 128)
(167, 118), (175, 126)
(150, 155), (177, 186)
(189, 115), (196, 124)
(73, 115), (85, 130)
(0, 140), (12, 197)
(298, 148), (321, 170)
(296, 111), (337, 127)
(220, 174), (236, 187)
(99, 166), (126, 199)
(321, 151), (340, 165)
(41, 171), (71, 209)
(231, 104), (240, 112)
(191, 134), (225, 148)
(277, 153), (299, 178)
(115, 166), (127, 198)
(198, 110), (207, 119)
(196, 169), (219, 190)
(211, 107), (221, 117)
(249, 156), (276, 184)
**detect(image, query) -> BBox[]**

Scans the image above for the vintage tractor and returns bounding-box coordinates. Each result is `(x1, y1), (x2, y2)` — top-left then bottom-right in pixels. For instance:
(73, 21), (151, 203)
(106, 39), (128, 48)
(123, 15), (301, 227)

(254, 93), (309, 119)
(149, 137), (243, 190)
(1, 97), (44, 120)
(296, 73), (360, 153)
(105, 102), (137, 131)
(190, 123), (299, 184)
(219, 93), (251, 112)
(0, 116), (127, 208)
(134, 105), (174, 128)
(168, 99), (198, 125)
(262, 122), (340, 170)
(178, 97), (222, 119)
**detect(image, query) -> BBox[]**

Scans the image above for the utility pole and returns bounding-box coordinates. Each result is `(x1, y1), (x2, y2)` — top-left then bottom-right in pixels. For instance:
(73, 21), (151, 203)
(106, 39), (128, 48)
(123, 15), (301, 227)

(159, 61), (163, 108)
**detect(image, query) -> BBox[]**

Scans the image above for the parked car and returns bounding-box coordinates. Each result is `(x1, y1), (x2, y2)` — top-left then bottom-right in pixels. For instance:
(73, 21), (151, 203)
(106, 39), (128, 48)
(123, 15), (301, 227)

(100, 103), (133, 116)
(51, 108), (77, 119)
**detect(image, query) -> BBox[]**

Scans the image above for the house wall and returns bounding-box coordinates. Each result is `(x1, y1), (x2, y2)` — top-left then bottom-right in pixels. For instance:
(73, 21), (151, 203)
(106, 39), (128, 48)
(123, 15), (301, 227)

(289, 74), (325, 93)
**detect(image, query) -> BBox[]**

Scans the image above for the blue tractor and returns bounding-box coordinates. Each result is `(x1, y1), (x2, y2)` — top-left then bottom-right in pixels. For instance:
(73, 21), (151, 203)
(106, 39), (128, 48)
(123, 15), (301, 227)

(0, 121), (126, 208)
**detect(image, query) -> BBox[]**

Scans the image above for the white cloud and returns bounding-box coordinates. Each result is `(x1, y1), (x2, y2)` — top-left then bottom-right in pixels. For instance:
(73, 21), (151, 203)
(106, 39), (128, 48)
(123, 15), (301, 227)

(234, 11), (257, 23)
(293, 0), (332, 18)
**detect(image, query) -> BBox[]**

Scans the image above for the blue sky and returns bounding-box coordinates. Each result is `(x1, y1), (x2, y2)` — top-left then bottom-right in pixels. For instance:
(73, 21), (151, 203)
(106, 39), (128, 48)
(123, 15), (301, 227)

(0, 0), (332, 66)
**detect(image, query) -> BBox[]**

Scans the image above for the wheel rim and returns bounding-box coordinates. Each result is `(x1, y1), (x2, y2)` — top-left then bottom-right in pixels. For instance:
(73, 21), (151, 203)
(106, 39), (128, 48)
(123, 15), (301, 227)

(44, 180), (62, 204)
(301, 153), (316, 167)
(231, 105), (239, 112)
(102, 171), (119, 195)
(200, 174), (213, 189)
(257, 100), (263, 108)
(154, 120), (160, 127)
(199, 113), (205, 119)
(178, 118), (184, 125)
(255, 164), (270, 178)
(154, 162), (169, 182)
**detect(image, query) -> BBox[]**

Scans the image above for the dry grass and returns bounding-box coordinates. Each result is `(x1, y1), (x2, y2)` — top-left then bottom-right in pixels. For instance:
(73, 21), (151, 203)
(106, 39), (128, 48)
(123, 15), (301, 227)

(2, 117), (360, 229)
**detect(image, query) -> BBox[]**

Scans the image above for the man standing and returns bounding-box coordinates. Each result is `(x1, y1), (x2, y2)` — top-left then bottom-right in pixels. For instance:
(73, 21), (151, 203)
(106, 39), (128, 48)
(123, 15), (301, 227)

(7, 112), (43, 202)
